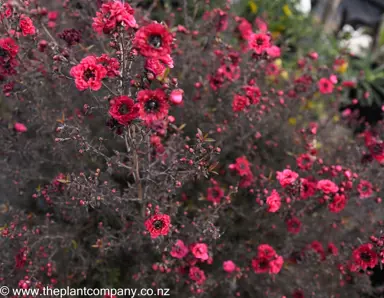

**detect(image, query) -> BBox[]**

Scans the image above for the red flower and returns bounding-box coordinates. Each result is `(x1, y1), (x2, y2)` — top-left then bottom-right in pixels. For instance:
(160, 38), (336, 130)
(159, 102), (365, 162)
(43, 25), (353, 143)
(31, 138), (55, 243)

(189, 267), (206, 285)
(328, 243), (339, 256)
(357, 180), (373, 199)
(207, 186), (224, 204)
(286, 217), (301, 234)
(352, 243), (378, 270)
(144, 214), (171, 238)
(70, 56), (107, 91)
(310, 241), (325, 261)
(296, 153), (313, 170)
(317, 179), (339, 194)
(232, 94), (249, 112)
(328, 194), (346, 213)
(248, 33), (271, 55)
(92, 0), (137, 34)
(276, 169), (299, 188)
(266, 190), (281, 213)
(137, 89), (169, 123)
(19, 14), (36, 36)
(229, 156), (252, 177)
(318, 78), (334, 94)
(170, 240), (189, 259)
(134, 23), (173, 59)
(252, 244), (283, 274)
(235, 17), (252, 40)
(145, 59), (167, 78)
(191, 243), (209, 261)
(243, 85), (261, 104)
(0, 37), (19, 58)
(96, 54), (120, 78)
(108, 96), (139, 125)
(364, 131), (384, 164)
(300, 178), (316, 199)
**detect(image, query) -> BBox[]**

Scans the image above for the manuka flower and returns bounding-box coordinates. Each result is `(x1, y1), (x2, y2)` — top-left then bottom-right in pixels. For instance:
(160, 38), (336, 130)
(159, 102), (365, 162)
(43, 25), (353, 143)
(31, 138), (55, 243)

(133, 23), (173, 60)
(19, 14), (36, 36)
(108, 96), (139, 126)
(248, 33), (271, 55)
(70, 56), (107, 91)
(145, 214), (171, 239)
(137, 89), (169, 123)
(92, 0), (137, 34)
(352, 243), (378, 270)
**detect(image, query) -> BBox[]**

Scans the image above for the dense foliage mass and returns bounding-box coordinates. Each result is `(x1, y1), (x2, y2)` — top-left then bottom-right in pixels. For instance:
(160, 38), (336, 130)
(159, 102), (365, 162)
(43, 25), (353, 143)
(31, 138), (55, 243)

(1, 0), (384, 297)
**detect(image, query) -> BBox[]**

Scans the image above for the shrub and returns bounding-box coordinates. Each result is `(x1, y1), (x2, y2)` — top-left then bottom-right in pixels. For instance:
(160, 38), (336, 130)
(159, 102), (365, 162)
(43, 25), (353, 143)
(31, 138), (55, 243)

(1, 1), (384, 297)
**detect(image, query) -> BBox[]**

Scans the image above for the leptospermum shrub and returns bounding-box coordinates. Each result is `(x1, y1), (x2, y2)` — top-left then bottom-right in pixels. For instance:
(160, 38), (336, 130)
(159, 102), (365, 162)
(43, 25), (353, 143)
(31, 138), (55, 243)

(1, 0), (384, 297)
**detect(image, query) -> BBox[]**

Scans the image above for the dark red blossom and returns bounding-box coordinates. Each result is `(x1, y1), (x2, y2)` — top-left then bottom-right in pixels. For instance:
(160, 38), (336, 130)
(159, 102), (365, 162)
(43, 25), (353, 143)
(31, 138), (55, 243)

(137, 89), (169, 124)
(134, 23), (173, 60)
(286, 217), (301, 234)
(232, 94), (249, 112)
(352, 243), (378, 270)
(145, 214), (171, 239)
(328, 194), (347, 213)
(58, 29), (81, 46)
(207, 186), (224, 204)
(108, 96), (139, 126)
(189, 267), (206, 285)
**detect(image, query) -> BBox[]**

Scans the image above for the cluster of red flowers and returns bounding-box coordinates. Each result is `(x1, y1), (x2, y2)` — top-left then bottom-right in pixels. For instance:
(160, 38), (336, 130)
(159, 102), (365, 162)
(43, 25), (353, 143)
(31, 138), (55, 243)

(252, 244), (284, 274)
(92, 1), (137, 34)
(0, 37), (19, 77)
(229, 156), (254, 188)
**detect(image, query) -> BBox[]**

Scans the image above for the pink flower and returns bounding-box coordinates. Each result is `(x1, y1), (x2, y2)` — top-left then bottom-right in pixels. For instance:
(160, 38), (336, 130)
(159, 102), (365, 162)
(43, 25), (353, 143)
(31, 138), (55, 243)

(189, 266), (206, 285)
(318, 78), (334, 94)
(191, 243), (209, 261)
(266, 190), (281, 213)
(19, 14), (36, 36)
(70, 56), (107, 91)
(357, 180), (373, 199)
(14, 122), (27, 132)
(317, 180), (339, 194)
(266, 46), (281, 58)
(248, 33), (271, 55)
(276, 169), (299, 188)
(170, 240), (189, 259)
(169, 89), (184, 105)
(223, 260), (236, 273)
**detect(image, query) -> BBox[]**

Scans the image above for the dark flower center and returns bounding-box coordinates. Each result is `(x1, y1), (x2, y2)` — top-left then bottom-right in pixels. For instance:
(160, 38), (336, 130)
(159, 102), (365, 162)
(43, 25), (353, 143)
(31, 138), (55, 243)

(360, 252), (371, 261)
(0, 47), (8, 58)
(259, 259), (269, 268)
(83, 69), (95, 81)
(371, 143), (384, 155)
(256, 38), (264, 46)
(153, 220), (163, 230)
(212, 189), (220, 198)
(149, 35), (162, 49)
(145, 99), (159, 113)
(119, 104), (130, 115)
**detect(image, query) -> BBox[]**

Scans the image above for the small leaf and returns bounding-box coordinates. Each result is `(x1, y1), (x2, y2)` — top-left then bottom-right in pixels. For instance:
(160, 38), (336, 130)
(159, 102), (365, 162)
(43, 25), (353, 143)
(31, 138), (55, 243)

(71, 240), (78, 250)
(204, 138), (216, 142)
(179, 123), (186, 130)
